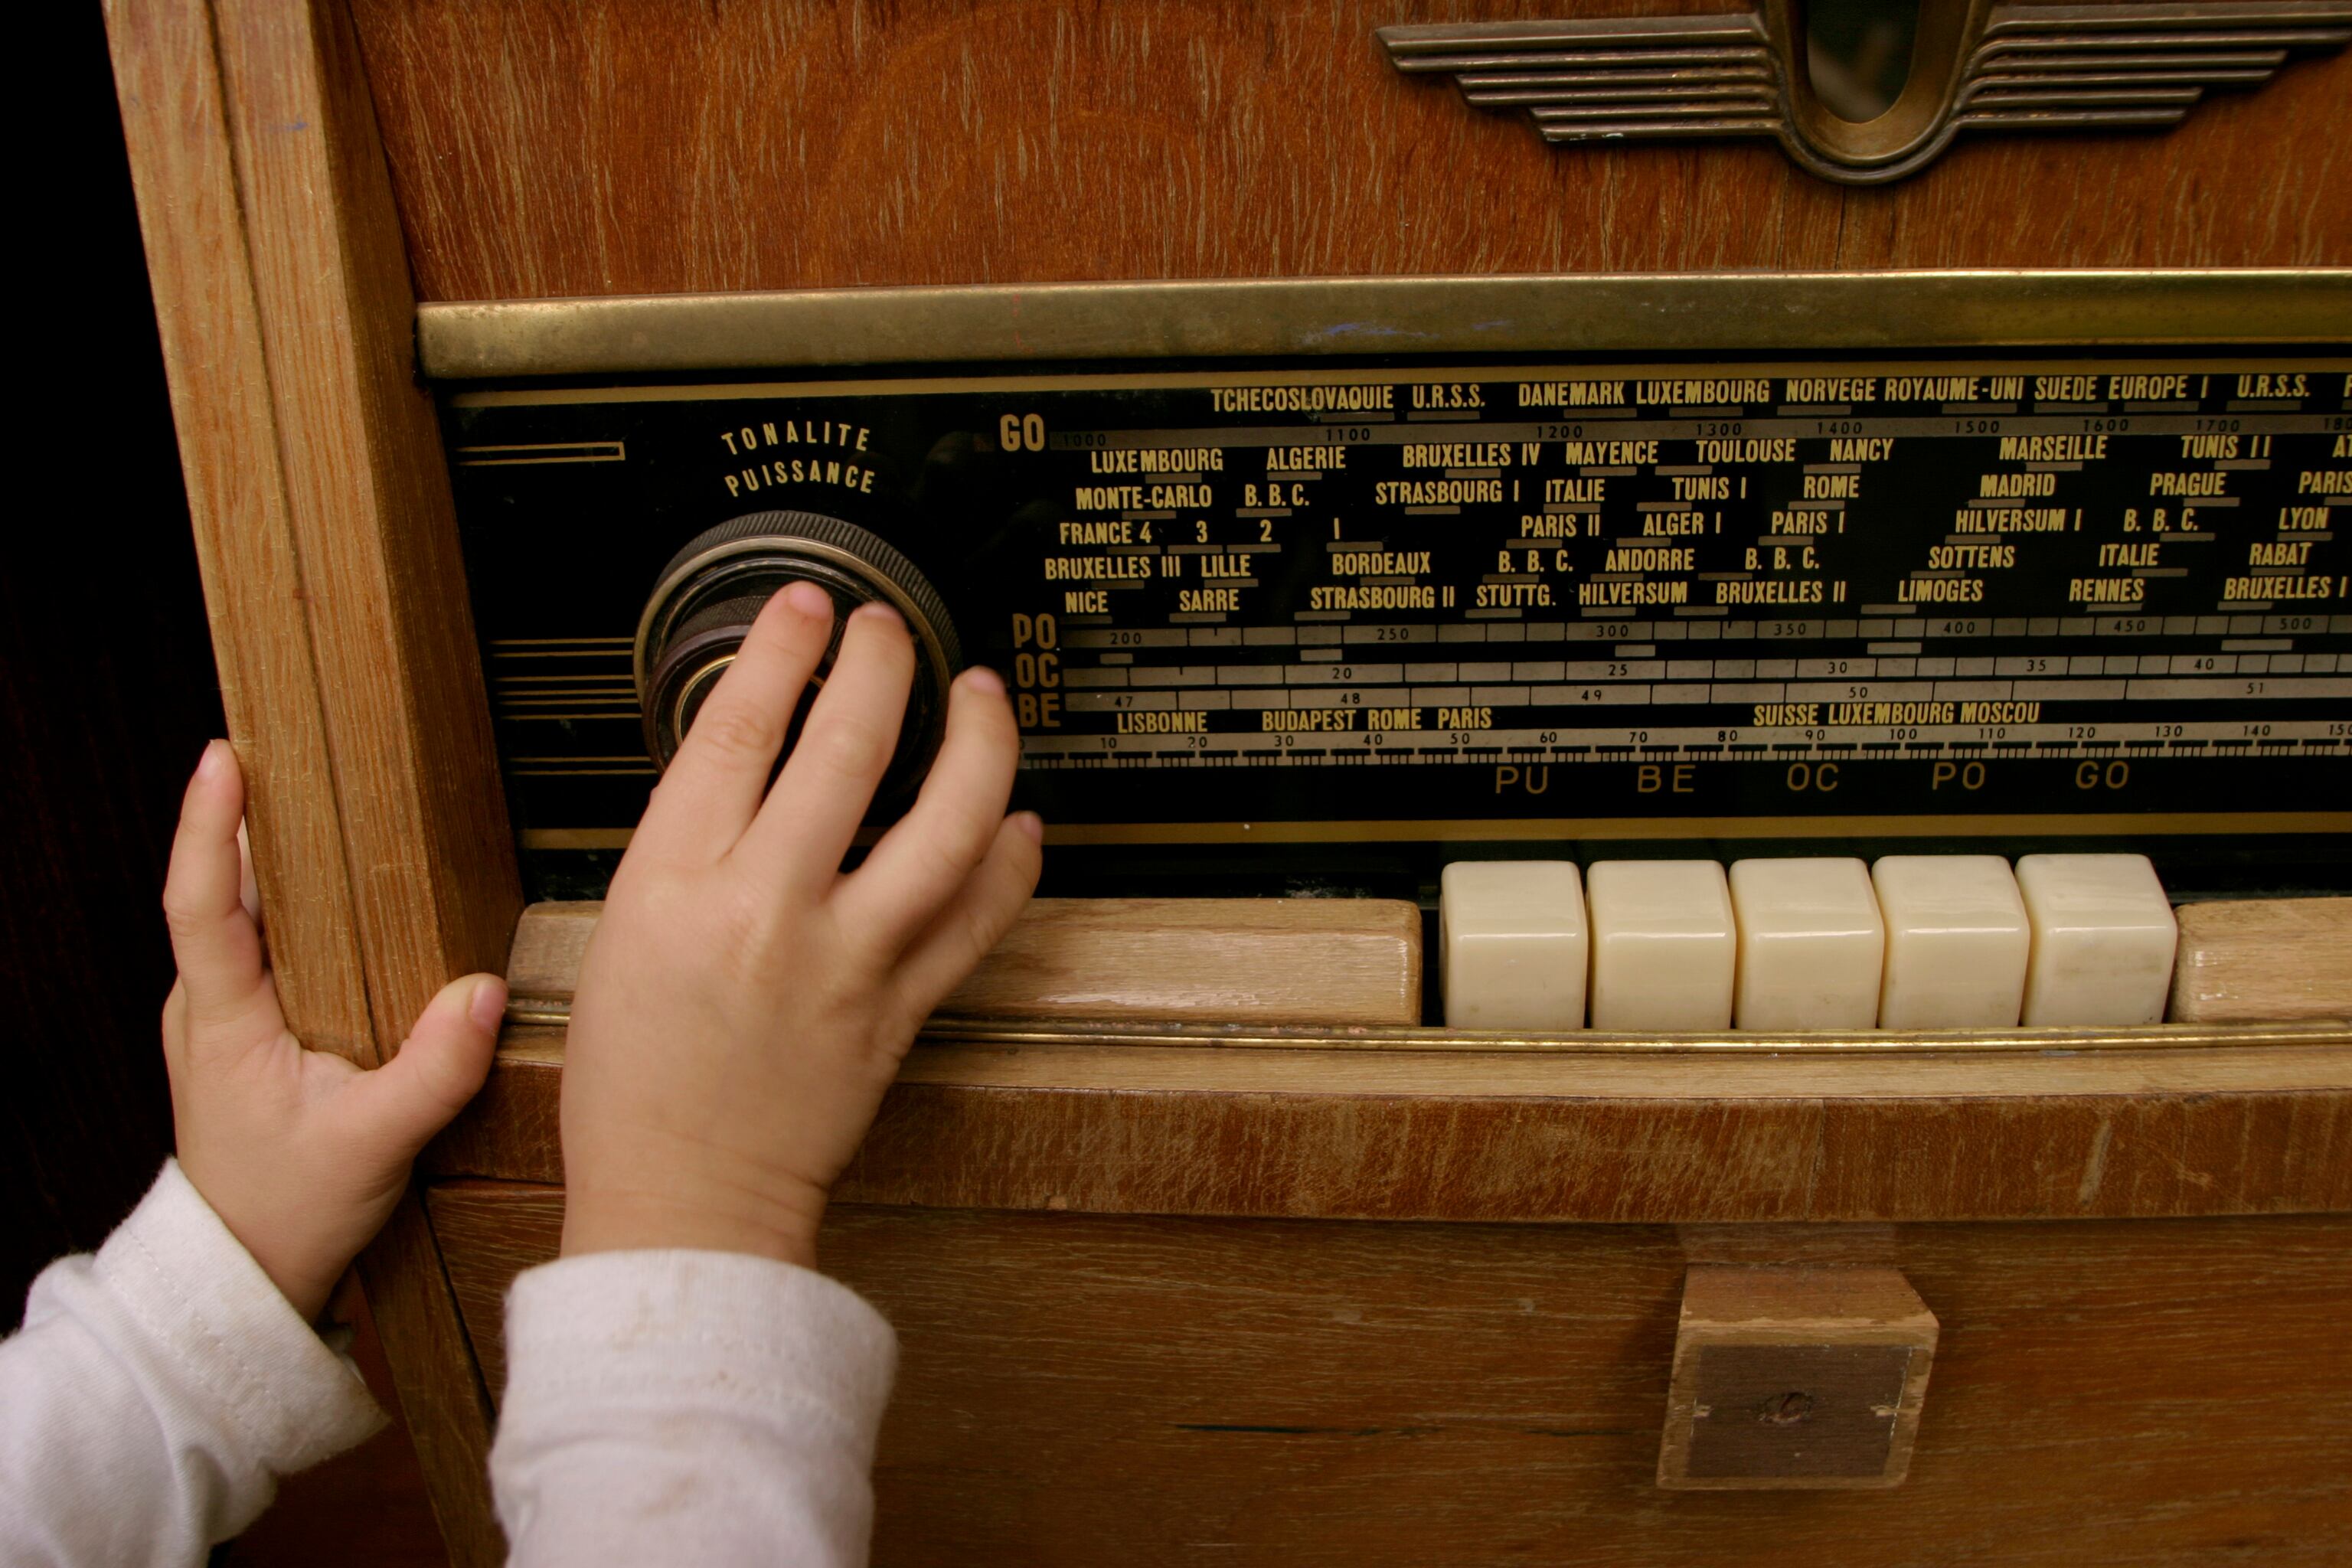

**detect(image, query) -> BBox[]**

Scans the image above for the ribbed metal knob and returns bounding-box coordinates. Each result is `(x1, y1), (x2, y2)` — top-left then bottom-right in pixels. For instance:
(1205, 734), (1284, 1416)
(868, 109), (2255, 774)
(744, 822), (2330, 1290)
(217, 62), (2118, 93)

(634, 512), (959, 799)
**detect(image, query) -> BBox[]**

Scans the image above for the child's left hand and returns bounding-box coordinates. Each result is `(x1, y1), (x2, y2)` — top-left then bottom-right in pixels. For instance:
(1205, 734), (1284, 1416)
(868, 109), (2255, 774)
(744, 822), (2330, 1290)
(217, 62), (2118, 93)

(161, 740), (507, 1319)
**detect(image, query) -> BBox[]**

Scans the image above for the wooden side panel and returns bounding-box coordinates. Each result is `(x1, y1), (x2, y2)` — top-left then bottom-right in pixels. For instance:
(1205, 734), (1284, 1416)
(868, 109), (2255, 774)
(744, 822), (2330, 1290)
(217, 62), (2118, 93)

(106, 2), (524, 1561)
(211, 0), (519, 1049)
(102, 0), (372, 1059)
(348, 0), (2352, 301)
(430, 1034), (2352, 1221)
(203, 8), (521, 1557)
(428, 1184), (2352, 1566)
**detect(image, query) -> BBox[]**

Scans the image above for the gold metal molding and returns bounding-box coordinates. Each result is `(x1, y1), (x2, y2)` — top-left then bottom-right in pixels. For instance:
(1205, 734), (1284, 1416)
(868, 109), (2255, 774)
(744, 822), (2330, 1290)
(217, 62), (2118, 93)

(418, 270), (2352, 381)
(496, 1003), (2352, 1058)
(1380, 2), (2352, 185)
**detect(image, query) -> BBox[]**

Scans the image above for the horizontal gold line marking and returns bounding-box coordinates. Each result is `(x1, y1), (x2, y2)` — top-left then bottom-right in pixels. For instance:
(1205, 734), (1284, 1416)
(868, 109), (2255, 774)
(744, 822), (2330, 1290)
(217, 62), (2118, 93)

(455, 440), (627, 466)
(459, 456), (628, 466)
(456, 441), (626, 452)
(520, 811), (2351, 853)
(1045, 812), (2352, 844)
(489, 649), (636, 661)
(520, 829), (638, 848)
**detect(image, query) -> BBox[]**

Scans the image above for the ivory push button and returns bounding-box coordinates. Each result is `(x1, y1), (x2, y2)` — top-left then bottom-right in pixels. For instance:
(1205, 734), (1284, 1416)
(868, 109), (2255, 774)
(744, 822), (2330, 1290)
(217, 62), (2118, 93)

(2016, 853), (2179, 1026)
(1728, 857), (1885, 1031)
(1439, 861), (1588, 1029)
(1871, 856), (2030, 1029)
(1586, 861), (1735, 1031)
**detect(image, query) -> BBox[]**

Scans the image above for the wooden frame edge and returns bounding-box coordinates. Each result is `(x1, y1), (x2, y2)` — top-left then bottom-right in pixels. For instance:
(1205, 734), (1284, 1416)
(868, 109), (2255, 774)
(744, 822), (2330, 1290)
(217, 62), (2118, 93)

(105, 2), (521, 1560)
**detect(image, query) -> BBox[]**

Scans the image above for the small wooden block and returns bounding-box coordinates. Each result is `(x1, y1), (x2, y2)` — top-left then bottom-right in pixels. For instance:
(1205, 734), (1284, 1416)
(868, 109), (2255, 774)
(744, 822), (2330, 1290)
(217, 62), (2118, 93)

(1658, 1265), (1939, 1491)
(2168, 897), (2352, 1023)
(505, 902), (601, 1001)
(938, 897), (1422, 1025)
(507, 897), (1423, 1027)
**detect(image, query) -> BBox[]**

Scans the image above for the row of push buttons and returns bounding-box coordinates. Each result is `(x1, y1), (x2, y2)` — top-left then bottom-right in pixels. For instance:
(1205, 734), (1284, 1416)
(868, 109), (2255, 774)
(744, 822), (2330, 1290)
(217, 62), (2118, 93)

(1439, 853), (2180, 1032)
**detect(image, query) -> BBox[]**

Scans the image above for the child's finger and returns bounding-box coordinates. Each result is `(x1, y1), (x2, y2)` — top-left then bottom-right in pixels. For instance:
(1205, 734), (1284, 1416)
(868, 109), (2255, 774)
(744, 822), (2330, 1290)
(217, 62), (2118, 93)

(737, 603), (915, 886)
(237, 819), (262, 929)
(635, 583), (836, 863)
(160, 979), (190, 1071)
(162, 740), (271, 1025)
(348, 973), (506, 1158)
(835, 668), (1022, 956)
(884, 812), (1044, 1018)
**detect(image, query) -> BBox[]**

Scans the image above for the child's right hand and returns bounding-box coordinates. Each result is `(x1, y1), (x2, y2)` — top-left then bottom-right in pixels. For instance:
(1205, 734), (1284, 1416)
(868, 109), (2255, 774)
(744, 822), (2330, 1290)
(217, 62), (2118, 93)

(559, 583), (1041, 1267)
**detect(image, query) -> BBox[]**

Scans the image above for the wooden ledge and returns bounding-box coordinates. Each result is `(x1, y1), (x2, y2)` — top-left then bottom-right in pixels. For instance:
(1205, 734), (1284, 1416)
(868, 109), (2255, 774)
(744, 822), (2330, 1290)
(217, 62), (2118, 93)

(505, 897), (1425, 1027)
(430, 1020), (2352, 1224)
(452, 897), (2352, 1223)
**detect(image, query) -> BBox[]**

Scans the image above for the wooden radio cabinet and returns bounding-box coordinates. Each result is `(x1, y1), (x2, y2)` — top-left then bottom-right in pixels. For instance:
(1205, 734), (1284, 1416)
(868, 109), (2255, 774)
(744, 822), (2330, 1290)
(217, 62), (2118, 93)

(106, 2), (2350, 1563)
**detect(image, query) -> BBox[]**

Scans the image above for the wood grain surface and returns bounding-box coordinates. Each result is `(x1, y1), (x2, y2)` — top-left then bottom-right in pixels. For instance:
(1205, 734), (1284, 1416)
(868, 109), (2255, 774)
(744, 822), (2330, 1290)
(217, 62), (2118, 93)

(104, 0), (375, 1060)
(426, 1184), (2352, 1566)
(428, 1026), (2352, 1221)
(2171, 897), (2352, 1023)
(209, 0), (521, 1051)
(508, 897), (1423, 1024)
(345, 0), (2352, 302)
(105, 2), (524, 1560)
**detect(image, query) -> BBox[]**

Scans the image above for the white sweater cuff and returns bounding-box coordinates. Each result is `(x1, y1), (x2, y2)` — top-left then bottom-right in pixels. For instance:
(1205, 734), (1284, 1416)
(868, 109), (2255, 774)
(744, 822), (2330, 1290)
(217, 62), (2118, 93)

(501, 1248), (896, 1429)
(95, 1159), (385, 1470)
(493, 1248), (898, 1566)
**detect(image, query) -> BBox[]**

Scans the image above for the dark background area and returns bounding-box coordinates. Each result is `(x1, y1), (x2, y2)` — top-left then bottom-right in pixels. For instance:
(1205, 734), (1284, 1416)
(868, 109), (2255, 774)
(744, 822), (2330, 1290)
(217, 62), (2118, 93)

(3, 5), (220, 1322)
(5, 11), (443, 1560)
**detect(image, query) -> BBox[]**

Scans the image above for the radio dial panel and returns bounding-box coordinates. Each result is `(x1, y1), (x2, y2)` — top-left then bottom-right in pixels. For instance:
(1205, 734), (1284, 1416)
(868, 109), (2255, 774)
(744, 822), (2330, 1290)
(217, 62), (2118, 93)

(446, 351), (2352, 901)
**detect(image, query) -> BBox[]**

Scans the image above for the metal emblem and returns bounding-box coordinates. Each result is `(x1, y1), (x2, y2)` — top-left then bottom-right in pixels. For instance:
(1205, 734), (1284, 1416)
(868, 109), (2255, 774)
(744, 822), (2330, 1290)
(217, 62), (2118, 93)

(1378, 0), (2352, 185)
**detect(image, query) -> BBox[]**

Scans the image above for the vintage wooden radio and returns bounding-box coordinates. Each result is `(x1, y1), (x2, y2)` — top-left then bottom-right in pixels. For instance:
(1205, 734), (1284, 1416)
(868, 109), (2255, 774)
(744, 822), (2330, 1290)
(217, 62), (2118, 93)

(109, 1), (2348, 1563)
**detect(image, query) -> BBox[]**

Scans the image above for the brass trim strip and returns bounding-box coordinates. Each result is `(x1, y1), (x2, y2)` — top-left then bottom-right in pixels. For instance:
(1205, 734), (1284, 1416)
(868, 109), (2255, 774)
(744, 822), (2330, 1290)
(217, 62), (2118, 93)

(498, 1005), (2350, 1057)
(420, 270), (2352, 381)
(520, 811), (2352, 853)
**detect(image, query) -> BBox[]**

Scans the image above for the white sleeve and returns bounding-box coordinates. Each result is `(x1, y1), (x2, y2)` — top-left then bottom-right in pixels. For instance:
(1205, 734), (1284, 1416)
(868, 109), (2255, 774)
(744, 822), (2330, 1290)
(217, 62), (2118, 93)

(492, 1249), (897, 1568)
(0, 1160), (386, 1568)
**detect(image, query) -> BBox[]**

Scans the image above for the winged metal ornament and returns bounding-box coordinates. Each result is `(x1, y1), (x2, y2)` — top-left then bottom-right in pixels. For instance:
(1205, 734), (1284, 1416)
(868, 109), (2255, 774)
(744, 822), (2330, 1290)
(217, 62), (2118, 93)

(1379, 0), (2352, 184)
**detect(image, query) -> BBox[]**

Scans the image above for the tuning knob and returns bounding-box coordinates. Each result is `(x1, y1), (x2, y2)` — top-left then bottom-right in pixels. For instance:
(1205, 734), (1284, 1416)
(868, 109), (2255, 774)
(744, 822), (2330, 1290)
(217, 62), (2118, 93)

(634, 511), (960, 800)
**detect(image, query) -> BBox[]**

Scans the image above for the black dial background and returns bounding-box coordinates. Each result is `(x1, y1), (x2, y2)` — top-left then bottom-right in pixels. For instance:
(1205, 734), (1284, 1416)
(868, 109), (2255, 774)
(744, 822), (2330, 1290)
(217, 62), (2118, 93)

(443, 351), (2351, 903)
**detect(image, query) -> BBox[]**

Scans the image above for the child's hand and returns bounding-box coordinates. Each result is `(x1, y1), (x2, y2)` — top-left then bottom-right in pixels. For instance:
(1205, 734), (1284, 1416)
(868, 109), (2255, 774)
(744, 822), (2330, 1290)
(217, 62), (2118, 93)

(162, 741), (506, 1320)
(560, 584), (1040, 1268)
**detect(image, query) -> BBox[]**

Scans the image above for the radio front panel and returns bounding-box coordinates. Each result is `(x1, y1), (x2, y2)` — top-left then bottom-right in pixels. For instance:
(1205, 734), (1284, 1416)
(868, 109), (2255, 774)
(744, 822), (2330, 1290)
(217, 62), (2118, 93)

(443, 351), (2352, 901)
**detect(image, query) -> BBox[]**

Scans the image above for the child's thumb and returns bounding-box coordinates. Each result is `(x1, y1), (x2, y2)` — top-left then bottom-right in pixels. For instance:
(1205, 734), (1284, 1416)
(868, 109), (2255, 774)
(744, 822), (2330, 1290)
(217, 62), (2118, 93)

(358, 973), (505, 1155)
